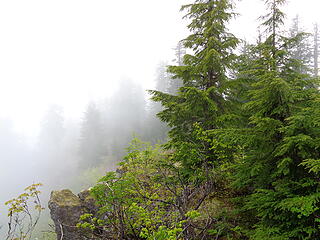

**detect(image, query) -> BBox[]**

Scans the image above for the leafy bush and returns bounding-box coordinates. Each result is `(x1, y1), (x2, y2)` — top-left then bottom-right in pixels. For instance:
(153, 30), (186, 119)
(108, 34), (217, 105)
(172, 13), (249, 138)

(5, 183), (44, 240)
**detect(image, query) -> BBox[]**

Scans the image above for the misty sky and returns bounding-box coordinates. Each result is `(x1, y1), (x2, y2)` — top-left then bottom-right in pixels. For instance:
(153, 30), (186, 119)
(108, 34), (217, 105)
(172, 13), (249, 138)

(0, 0), (318, 137)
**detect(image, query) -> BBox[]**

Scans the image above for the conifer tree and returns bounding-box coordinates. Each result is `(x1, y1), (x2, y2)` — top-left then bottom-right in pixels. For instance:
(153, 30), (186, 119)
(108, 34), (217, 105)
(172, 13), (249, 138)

(313, 23), (319, 77)
(38, 105), (65, 152)
(151, 0), (238, 174)
(79, 102), (106, 168)
(233, 0), (320, 238)
(288, 15), (313, 74)
(105, 78), (147, 158)
(150, 1), (239, 238)
(169, 42), (185, 94)
(145, 62), (170, 143)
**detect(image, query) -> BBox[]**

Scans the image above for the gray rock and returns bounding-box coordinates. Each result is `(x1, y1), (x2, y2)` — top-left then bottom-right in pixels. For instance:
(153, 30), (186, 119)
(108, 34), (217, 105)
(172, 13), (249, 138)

(78, 188), (99, 213)
(48, 189), (86, 240)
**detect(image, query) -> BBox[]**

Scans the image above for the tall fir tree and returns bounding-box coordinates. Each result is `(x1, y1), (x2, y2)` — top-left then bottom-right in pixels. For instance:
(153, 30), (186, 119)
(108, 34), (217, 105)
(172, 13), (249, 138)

(288, 15), (313, 74)
(38, 105), (65, 152)
(146, 62), (171, 143)
(150, 0), (239, 238)
(170, 42), (185, 94)
(79, 102), (106, 168)
(233, 0), (320, 238)
(151, 0), (239, 173)
(313, 23), (319, 77)
(104, 78), (147, 158)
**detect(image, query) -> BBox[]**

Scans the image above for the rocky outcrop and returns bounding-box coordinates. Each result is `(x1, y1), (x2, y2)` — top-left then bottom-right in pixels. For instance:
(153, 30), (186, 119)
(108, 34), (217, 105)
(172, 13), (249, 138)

(48, 189), (97, 240)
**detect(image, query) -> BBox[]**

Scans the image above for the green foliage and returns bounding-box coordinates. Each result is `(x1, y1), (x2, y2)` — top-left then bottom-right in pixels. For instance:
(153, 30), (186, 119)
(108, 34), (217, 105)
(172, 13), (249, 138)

(150, 0), (239, 187)
(78, 138), (237, 239)
(228, 0), (320, 239)
(147, 2), (243, 237)
(78, 139), (181, 239)
(78, 0), (320, 239)
(5, 183), (44, 240)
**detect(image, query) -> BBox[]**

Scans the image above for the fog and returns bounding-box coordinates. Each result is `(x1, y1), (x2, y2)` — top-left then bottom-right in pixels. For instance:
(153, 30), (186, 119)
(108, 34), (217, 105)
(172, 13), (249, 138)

(0, 0), (319, 238)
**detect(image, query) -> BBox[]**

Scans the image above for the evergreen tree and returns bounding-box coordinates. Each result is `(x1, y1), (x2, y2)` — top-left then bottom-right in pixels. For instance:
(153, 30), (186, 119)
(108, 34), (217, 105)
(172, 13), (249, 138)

(288, 15), (313, 74)
(154, 61), (172, 93)
(150, 0), (239, 238)
(313, 23), (319, 77)
(145, 62), (170, 143)
(233, 0), (320, 238)
(35, 105), (68, 187)
(104, 78), (147, 158)
(151, 0), (239, 175)
(173, 41), (186, 67)
(38, 105), (65, 152)
(79, 102), (106, 168)
(169, 42), (185, 94)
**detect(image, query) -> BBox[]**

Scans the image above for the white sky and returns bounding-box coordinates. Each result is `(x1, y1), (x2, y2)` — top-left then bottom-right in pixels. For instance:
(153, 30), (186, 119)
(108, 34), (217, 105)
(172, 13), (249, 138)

(231, 0), (320, 41)
(0, 0), (319, 137)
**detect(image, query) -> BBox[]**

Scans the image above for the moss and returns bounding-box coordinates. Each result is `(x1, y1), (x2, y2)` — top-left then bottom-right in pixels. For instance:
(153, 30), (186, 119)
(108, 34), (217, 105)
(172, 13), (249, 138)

(50, 189), (81, 207)
(79, 189), (94, 201)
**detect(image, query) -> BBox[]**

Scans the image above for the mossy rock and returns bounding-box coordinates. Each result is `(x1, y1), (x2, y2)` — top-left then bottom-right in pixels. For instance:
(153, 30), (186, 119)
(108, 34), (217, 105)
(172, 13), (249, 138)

(50, 189), (81, 207)
(49, 189), (85, 240)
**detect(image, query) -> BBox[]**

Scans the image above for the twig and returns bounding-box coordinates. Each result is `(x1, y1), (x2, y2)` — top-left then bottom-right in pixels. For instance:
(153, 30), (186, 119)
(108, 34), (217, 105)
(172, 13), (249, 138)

(59, 224), (64, 240)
